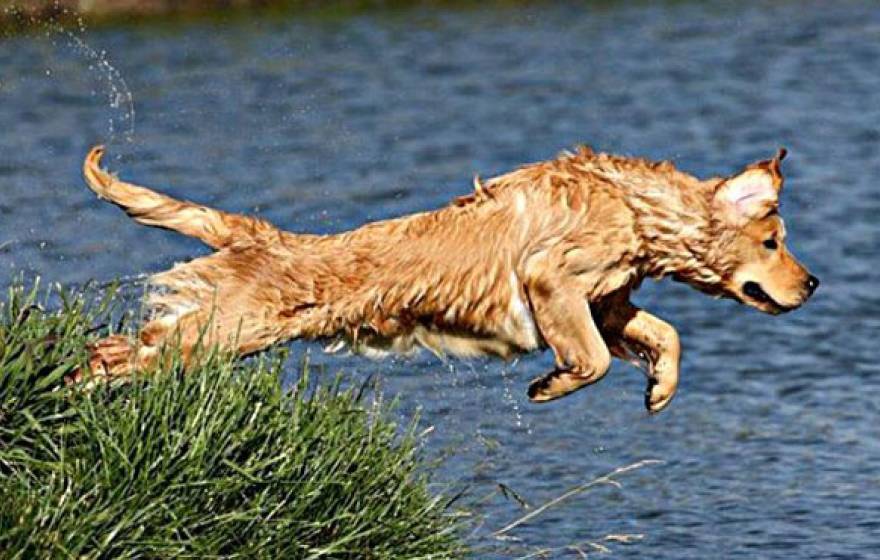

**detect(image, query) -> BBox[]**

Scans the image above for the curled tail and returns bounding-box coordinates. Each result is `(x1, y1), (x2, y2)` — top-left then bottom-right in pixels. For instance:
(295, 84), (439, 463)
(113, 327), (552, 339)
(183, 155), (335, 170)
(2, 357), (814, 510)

(83, 145), (279, 250)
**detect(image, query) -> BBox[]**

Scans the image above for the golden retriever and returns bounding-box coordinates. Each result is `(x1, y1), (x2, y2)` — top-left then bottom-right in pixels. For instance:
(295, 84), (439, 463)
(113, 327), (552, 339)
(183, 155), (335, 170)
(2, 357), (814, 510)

(74, 145), (818, 412)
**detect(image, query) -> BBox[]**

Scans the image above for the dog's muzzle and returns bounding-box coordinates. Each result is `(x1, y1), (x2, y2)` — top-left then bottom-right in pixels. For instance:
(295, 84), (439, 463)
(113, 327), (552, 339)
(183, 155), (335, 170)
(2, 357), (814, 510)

(742, 276), (820, 312)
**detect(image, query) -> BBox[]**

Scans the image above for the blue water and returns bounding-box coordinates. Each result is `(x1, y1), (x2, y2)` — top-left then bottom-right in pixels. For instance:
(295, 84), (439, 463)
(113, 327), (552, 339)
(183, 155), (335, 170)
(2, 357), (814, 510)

(1, 2), (878, 557)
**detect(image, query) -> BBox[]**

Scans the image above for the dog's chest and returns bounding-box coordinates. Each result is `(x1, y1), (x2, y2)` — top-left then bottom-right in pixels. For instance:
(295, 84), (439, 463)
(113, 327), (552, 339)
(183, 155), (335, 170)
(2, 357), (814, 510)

(498, 272), (542, 351)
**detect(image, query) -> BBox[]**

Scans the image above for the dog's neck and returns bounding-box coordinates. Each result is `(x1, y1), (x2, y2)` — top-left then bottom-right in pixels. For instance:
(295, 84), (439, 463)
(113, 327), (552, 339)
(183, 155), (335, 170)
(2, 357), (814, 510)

(538, 148), (733, 293)
(619, 171), (727, 291)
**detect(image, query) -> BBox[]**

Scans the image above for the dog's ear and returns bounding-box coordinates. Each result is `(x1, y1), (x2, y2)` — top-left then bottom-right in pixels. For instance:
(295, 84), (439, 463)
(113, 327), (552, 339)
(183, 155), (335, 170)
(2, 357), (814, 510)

(751, 147), (787, 186)
(714, 151), (786, 224)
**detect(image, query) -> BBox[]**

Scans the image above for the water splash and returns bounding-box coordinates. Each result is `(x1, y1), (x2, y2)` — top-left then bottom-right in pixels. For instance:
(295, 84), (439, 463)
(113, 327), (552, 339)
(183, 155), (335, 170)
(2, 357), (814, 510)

(7, 4), (138, 148)
(500, 360), (531, 434)
(54, 23), (136, 147)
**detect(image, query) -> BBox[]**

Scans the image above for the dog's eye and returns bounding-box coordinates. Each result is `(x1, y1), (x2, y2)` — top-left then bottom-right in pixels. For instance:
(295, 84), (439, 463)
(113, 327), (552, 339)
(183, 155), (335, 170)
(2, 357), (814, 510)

(763, 238), (778, 250)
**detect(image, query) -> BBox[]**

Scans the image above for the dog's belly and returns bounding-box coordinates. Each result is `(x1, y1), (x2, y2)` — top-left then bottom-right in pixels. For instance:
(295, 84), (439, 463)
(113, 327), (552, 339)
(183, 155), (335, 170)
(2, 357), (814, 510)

(334, 325), (541, 360)
(326, 273), (543, 360)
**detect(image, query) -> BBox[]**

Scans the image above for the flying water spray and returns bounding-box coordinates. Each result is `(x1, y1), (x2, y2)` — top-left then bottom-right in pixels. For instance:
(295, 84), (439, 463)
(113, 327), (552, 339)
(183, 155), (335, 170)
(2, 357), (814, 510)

(60, 28), (136, 147)
(3, 4), (136, 149)
(0, 3), (141, 290)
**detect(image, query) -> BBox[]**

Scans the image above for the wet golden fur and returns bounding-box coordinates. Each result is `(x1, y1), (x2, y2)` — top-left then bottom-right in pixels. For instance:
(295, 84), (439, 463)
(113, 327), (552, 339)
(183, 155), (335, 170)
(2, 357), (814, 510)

(75, 145), (817, 412)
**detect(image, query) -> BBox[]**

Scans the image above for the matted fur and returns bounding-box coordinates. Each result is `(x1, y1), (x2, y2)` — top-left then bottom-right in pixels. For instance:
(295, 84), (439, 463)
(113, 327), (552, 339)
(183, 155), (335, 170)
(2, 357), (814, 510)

(74, 145), (817, 412)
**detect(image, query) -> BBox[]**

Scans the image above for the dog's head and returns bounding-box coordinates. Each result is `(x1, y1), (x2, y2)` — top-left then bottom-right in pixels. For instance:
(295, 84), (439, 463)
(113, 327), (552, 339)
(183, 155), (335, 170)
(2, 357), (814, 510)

(708, 149), (818, 314)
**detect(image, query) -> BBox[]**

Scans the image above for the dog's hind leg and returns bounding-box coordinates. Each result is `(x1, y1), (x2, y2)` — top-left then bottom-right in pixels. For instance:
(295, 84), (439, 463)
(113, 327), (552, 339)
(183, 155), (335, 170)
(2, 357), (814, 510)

(83, 146), (280, 249)
(67, 332), (161, 385)
(73, 289), (281, 384)
(71, 311), (221, 385)
(75, 245), (314, 384)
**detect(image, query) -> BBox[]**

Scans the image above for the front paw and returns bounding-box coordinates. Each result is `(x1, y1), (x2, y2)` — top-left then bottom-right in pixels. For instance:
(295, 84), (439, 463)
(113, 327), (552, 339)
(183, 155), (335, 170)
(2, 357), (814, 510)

(527, 374), (558, 402)
(645, 378), (676, 413)
(527, 370), (592, 403)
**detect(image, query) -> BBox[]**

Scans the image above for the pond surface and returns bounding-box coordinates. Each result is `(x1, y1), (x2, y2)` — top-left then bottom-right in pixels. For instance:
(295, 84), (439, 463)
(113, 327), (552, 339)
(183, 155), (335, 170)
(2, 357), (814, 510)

(1, 1), (879, 557)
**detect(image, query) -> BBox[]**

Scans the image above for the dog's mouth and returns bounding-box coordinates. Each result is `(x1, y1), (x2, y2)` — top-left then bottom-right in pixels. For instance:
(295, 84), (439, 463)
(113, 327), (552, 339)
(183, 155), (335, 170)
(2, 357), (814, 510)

(741, 281), (796, 314)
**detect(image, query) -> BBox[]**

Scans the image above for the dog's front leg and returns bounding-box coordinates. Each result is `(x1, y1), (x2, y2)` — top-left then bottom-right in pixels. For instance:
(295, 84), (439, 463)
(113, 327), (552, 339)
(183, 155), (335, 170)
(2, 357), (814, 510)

(601, 301), (681, 413)
(524, 274), (611, 403)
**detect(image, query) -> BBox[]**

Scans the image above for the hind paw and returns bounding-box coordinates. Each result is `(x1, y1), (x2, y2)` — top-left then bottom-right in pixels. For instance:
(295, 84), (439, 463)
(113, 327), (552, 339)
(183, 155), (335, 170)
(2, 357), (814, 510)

(67, 335), (135, 386)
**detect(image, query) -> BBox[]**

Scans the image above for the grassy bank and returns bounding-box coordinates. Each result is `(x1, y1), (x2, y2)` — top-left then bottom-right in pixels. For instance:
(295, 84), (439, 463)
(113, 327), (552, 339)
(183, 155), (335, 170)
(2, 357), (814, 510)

(0, 282), (465, 559)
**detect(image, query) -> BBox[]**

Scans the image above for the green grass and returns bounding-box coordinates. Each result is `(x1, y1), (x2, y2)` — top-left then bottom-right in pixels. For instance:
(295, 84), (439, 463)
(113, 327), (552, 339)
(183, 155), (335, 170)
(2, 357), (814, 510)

(0, 281), (466, 559)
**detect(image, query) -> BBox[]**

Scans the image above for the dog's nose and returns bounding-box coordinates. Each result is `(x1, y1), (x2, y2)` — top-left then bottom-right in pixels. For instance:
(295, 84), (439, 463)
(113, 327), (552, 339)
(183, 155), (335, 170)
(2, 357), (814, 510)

(805, 275), (820, 296)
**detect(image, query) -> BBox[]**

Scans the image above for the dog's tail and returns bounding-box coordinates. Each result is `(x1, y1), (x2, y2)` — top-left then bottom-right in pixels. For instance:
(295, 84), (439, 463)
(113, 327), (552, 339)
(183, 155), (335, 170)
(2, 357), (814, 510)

(83, 146), (279, 250)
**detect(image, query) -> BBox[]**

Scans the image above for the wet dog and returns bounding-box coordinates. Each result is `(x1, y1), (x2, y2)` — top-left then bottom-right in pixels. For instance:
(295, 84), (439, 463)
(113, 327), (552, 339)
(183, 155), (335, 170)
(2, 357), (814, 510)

(75, 145), (818, 412)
